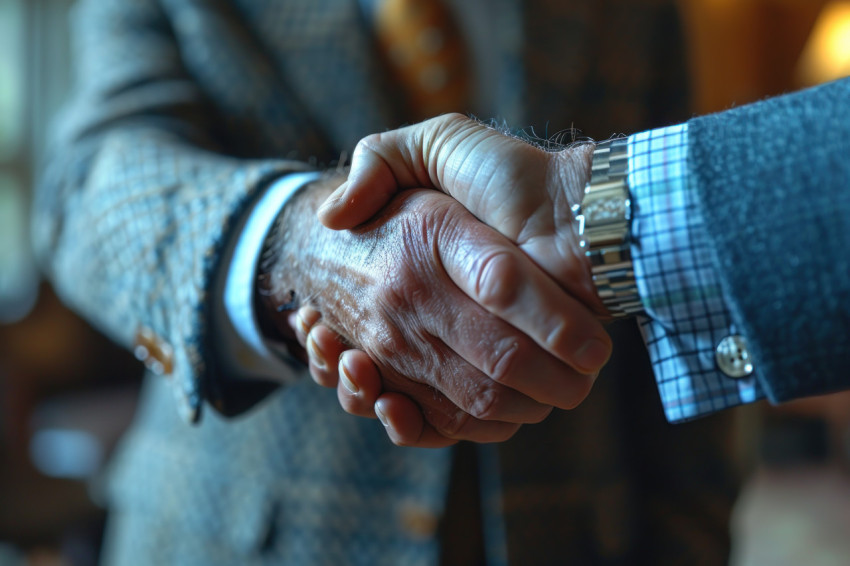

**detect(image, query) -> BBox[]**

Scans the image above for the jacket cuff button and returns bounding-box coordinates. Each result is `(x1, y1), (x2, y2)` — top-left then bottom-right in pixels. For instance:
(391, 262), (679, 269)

(715, 334), (754, 378)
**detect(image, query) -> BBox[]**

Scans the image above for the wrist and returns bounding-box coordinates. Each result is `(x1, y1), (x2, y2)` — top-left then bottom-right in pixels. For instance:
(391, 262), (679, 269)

(256, 173), (348, 344)
(543, 143), (605, 314)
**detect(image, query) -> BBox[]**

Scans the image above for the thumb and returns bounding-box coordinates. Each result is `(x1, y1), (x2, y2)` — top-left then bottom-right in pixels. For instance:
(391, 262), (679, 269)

(317, 113), (484, 229)
(316, 142), (406, 229)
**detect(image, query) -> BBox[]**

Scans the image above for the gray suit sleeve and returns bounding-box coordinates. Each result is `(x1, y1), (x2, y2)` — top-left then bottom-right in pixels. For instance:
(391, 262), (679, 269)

(688, 78), (850, 404)
(33, 0), (308, 422)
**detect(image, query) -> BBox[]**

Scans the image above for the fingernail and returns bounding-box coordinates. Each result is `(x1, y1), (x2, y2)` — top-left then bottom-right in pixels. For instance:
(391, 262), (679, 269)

(339, 354), (359, 394)
(296, 310), (311, 337)
(306, 333), (327, 371)
(375, 404), (389, 427)
(575, 338), (611, 374)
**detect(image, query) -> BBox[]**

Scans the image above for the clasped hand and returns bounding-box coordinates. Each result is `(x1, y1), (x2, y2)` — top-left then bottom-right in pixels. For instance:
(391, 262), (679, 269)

(283, 114), (611, 447)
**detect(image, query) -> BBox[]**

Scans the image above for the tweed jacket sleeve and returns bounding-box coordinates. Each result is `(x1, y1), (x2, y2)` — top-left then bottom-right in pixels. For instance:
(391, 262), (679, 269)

(33, 0), (314, 423)
(686, 78), (850, 405)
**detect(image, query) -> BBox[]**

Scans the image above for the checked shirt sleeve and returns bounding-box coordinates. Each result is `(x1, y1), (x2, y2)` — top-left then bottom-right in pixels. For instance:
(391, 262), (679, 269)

(628, 125), (765, 422)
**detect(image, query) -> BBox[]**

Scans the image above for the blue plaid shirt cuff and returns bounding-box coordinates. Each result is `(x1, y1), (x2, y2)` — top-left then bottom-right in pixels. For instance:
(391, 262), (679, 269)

(628, 124), (765, 422)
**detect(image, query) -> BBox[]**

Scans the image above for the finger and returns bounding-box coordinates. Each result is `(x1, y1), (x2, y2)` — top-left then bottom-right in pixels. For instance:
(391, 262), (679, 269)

(336, 350), (383, 418)
(318, 113), (484, 230)
(290, 305), (322, 348)
(386, 335), (557, 424)
(341, 329), (551, 438)
(376, 364), (529, 442)
(305, 324), (347, 389)
(317, 145), (407, 229)
(339, 191), (588, 422)
(374, 393), (458, 449)
(437, 209), (612, 396)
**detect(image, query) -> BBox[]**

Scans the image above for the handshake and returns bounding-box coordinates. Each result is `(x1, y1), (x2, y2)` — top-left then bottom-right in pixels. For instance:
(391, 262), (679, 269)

(264, 114), (617, 449)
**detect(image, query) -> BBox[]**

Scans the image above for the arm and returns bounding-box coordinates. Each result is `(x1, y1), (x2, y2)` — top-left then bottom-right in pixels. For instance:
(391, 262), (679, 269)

(633, 78), (850, 420)
(34, 0), (315, 422)
(310, 80), (850, 439)
(37, 0), (610, 434)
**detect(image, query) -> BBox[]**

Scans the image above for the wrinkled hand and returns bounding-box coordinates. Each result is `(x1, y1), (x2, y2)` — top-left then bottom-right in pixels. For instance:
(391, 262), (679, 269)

(292, 116), (612, 447)
(271, 179), (610, 448)
(318, 113), (604, 313)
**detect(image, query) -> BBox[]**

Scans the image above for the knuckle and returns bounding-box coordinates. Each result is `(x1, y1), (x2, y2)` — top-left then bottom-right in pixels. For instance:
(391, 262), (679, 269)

(354, 132), (384, 156)
(370, 316), (429, 363)
(372, 278), (408, 315)
(485, 338), (521, 385)
(368, 271), (420, 321)
(465, 387), (502, 421)
(354, 313), (402, 365)
(473, 250), (521, 310)
(368, 324), (409, 367)
(432, 407), (473, 438)
(433, 408), (522, 443)
(543, 318), (573, 354)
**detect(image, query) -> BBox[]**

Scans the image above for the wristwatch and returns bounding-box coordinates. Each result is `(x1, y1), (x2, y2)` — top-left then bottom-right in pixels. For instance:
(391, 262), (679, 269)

(572, 137), (644, 317)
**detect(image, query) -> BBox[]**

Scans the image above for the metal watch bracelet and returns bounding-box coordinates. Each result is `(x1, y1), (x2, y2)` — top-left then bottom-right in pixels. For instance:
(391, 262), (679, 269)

(572, 137), (644, 317)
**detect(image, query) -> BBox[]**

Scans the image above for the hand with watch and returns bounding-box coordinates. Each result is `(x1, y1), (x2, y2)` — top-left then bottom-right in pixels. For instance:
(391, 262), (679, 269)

(291, 113), (641, 446)
(257, 122), (614, 447)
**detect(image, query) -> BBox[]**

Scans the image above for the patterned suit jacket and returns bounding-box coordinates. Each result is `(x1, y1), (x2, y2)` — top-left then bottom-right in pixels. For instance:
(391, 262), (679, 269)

(35, 0), (740, 564)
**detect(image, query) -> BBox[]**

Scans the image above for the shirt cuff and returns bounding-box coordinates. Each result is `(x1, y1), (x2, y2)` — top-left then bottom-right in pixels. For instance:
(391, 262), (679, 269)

(628, 124), (764, 422)
(213, 171), (321, 383)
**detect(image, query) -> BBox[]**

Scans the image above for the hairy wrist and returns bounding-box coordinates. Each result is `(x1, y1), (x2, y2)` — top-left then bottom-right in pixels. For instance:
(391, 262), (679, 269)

(547, 142), (608, 315)
(256, 172), (350, 339)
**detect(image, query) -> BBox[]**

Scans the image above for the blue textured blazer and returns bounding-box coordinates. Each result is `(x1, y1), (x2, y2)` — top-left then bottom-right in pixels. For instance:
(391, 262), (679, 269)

(690, 79), (850, 405)
(35, 0), (753, 564)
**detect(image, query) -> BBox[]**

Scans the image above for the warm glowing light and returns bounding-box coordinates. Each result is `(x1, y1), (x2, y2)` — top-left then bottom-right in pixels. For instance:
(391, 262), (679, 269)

(797, 1), (850, 86)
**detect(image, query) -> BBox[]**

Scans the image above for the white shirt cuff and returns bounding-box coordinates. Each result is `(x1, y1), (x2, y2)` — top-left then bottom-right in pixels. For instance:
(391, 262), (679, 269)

(214, 171), (321, 382)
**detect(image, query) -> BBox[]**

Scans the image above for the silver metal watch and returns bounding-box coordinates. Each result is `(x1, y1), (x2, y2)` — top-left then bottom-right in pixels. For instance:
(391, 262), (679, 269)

(572, 137), (644, 317)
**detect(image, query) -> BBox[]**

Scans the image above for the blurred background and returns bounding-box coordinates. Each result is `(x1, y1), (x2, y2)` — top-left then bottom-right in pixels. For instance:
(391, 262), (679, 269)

(0, 2), (141, 565)
(0, 0), (849, 564)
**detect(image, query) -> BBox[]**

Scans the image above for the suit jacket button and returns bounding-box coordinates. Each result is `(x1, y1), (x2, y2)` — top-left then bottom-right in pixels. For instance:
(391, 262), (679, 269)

(133, 326), (175, 376)
(715, 335), (753, 378)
